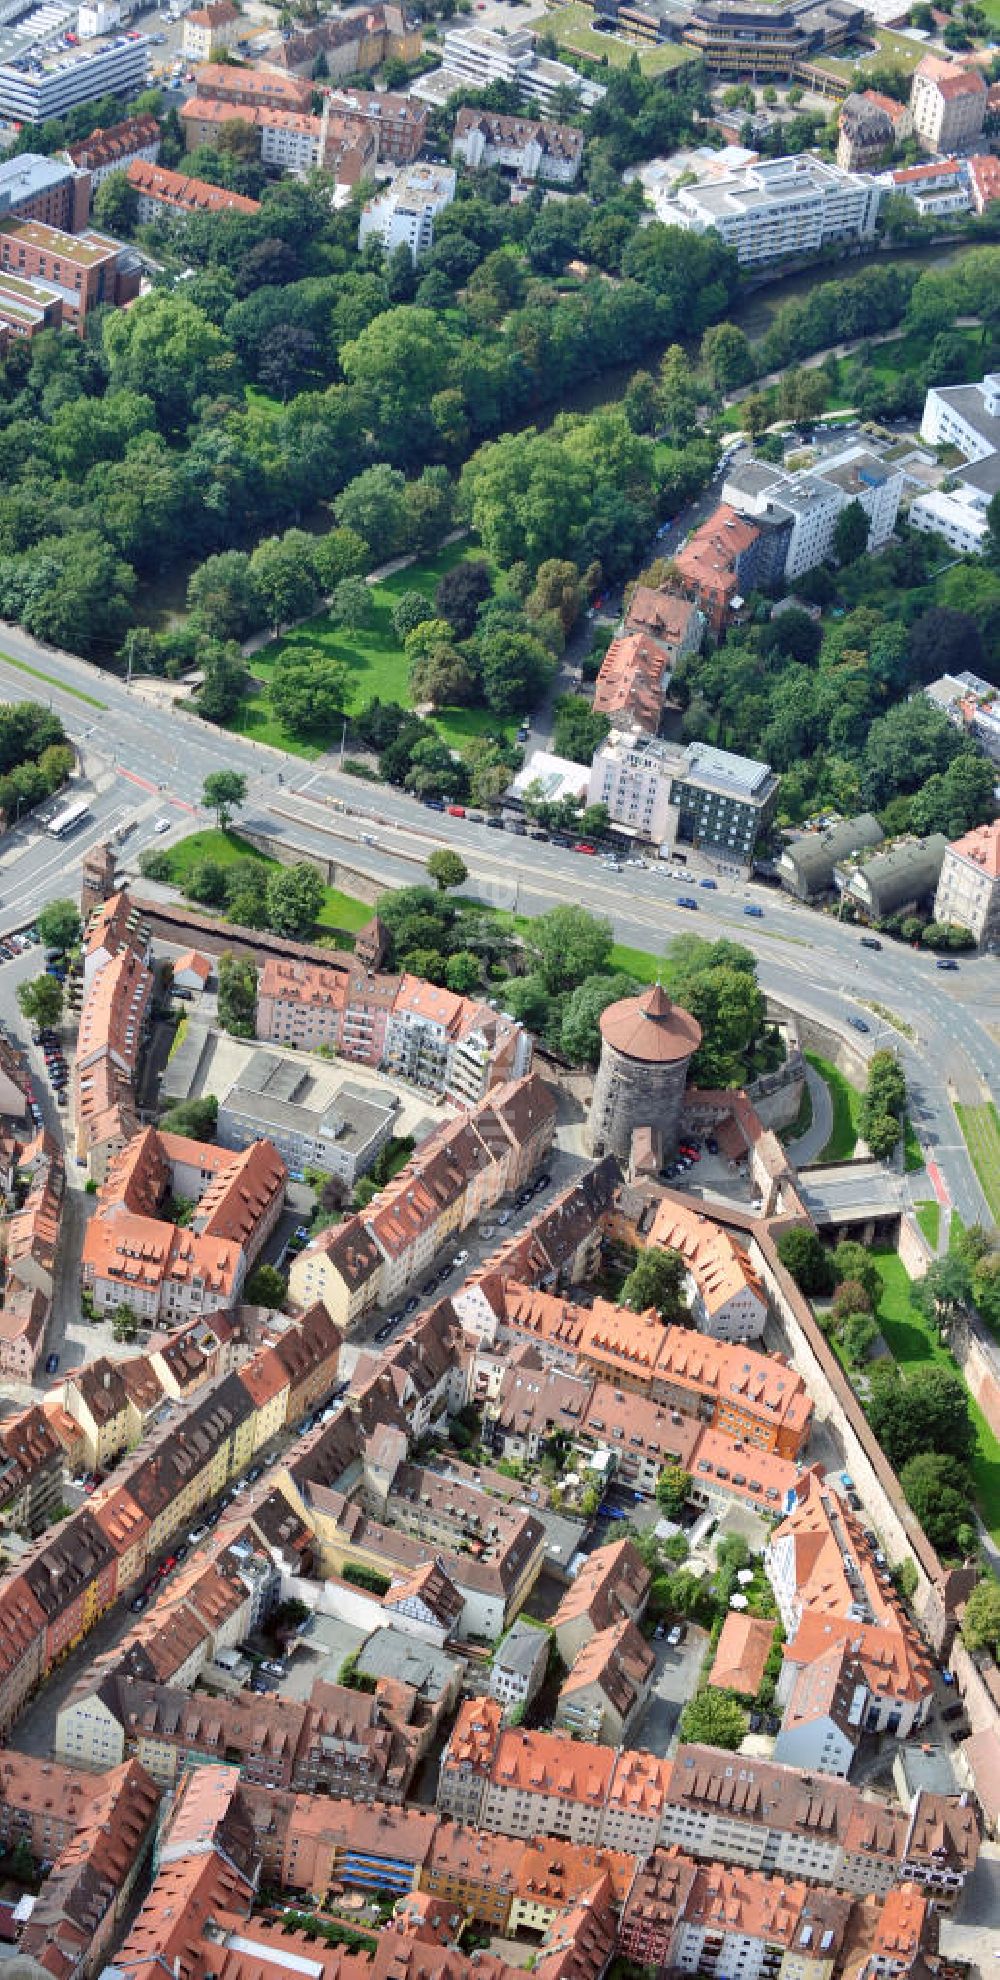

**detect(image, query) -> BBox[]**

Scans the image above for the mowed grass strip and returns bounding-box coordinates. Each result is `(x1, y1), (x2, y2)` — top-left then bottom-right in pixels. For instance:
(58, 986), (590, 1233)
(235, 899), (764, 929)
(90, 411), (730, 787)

(805, 1051), (861, 1162)
(915, 1200), (940, 1250)
(0, 647), (107, 709)
(954, 1100), (1000, 1223)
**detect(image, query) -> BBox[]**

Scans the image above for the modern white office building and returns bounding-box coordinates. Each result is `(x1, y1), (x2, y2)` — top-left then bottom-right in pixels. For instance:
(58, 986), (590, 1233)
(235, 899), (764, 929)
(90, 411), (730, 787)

(920, 372), (1000, 459)
(721, 444), (904, 579)
(0, 31), (149, 122)
(358, 161), (456, 262)
(908, 484), (990, 556)
(918, 373), (1000, 553)
(659, 152), (882, 266)
(414, 24), (605, 114)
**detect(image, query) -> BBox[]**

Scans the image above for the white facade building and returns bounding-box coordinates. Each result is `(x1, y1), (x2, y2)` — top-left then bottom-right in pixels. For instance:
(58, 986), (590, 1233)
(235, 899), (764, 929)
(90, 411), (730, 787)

(358, 162), (456, 262)
(917, 373), (1000, 552)
(78, 1), (121, 37)
(909, 484), (989, 555)
(910, 54), (986, 154)
(933, 820), (1000, 948)
(259, 115), (324, 176)
(420, 24), (605, 113)
(490, 1617), (549, 1718)
(920, 371), (1000, 458)
(722, 445), (904, 579)
(876, 158), (971, 218)
(660, 153), (882, 266)
(589, 734), (679, 847)
(589, 732), (777, 862)
(452, 107), (583, 185)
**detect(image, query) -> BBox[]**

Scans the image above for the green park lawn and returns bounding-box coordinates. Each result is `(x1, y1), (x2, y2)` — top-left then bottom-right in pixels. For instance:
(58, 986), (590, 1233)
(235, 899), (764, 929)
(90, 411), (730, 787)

(545, 3), (700, 71)
(232, 541), (516, 760)
(871, 1247), (1000, 1542)
(159, 828), (370, 943)
(915, 1200), (941, 1249)
(160, 827), (269, 886)
(902, 1114), (923, 1175)
(805, 1051), (861, 1162)
(954, 1101), (1000, 1224)
(864, 325), (988, 391)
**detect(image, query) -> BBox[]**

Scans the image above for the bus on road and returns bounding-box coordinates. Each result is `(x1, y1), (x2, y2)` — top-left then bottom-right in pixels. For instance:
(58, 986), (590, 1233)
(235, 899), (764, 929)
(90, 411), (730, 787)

(46, 800), (90, 839)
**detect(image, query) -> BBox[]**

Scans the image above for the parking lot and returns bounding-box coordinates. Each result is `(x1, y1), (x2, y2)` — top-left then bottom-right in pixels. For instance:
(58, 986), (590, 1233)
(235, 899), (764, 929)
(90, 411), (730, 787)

(632, 1626), (708, 1756)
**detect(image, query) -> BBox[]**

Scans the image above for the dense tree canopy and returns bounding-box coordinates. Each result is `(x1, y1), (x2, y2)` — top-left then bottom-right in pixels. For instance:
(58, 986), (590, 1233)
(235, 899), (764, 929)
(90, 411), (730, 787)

(867, 1363), (975, 1471)
(621, 1247), (687, 1322)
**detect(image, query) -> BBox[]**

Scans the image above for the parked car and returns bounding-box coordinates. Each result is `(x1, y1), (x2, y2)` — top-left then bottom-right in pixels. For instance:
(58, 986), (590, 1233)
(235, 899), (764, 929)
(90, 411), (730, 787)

(260, 1660), (286, 1677)
(666, 1624), (685, 1647)
(936, 958), (959, 971)
(533, 1172), (551, 1193)
(860, 936), (882, 951)
(44, 1352), (59, 1375)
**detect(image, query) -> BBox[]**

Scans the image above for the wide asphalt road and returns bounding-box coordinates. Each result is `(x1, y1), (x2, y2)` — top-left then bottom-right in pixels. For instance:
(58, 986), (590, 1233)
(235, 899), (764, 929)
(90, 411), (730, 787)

(0, 622), (995, 1227)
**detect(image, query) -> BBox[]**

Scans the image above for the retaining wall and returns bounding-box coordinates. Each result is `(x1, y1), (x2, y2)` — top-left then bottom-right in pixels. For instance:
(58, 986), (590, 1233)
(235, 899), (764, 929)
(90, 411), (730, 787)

(766, 998), (869, 1089)
(951, 1306), (1000, 1449)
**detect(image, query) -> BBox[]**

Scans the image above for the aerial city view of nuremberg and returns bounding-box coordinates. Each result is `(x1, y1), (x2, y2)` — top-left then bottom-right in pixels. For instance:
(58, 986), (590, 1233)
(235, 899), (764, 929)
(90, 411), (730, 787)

(4, 0), (1000, 1976)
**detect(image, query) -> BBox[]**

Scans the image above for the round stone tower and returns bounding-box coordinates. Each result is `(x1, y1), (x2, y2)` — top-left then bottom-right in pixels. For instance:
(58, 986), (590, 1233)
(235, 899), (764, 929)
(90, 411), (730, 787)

(587, 982), (702, 1164)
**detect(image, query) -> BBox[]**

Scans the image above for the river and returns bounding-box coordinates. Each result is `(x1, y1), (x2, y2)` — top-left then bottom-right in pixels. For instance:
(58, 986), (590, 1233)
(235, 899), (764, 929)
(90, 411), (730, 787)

(551, 238), (968, 417)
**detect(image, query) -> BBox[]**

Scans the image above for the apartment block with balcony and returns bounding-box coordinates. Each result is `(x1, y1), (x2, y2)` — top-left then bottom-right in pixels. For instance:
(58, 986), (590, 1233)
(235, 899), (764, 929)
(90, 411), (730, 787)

(660, 153), (881, 266)
(358, 163), (456, 263)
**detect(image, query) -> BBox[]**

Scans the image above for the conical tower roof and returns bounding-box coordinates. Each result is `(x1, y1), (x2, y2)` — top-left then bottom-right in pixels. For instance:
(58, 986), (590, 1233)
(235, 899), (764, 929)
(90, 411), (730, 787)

(598, 980), (702, 1064)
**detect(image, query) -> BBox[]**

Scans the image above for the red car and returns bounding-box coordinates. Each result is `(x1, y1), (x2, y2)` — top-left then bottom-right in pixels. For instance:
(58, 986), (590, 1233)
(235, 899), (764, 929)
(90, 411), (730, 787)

(446, 804), (466, 818)
(573, 842), (596, 856)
